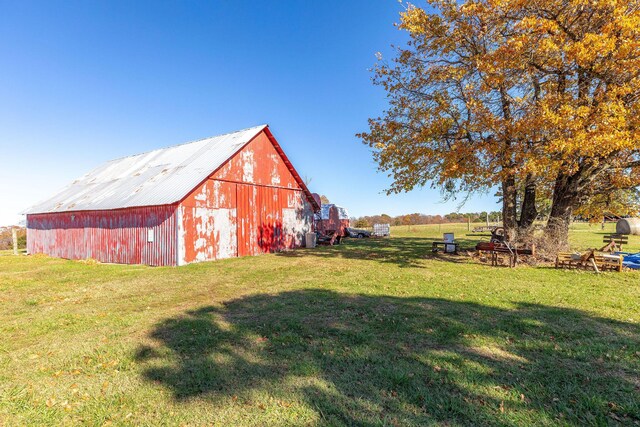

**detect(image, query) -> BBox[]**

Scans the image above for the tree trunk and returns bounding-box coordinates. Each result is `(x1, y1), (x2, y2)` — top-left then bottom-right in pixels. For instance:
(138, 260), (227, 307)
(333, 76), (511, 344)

(498, 82), (517, 242)
(502, 176), (518, 241)
(545, 173), (580, 248)
(518, 174), (538, 235)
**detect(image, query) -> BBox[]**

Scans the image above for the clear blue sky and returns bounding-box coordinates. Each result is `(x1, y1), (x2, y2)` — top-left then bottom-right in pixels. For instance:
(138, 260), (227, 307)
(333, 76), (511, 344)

(0, 0), (498, 226)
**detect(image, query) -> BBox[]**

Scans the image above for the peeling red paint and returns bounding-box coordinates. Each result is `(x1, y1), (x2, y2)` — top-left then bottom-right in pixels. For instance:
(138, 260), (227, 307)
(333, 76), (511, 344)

(178, 130), (314, 264)
(212, 131), (299, 188)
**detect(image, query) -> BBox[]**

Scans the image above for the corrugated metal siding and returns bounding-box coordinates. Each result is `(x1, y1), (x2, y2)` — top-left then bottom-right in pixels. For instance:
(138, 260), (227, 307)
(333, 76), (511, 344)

(179, 179), (238, 264)
(178, 131), (314, 264)
(236, 183), (257, 257)
(179, 182), (312, 262)
(236, 184), (310, 257)
(26, 205), (177, 266)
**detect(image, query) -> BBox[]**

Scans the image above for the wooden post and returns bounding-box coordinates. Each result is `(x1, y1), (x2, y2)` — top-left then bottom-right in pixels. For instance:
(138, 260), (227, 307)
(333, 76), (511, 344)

(467, 216), (471, 231)
(12, 228), (18, 255)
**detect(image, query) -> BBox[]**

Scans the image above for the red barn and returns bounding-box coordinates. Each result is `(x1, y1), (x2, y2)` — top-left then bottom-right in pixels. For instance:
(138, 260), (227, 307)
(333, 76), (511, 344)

(25, 125), (320, 266)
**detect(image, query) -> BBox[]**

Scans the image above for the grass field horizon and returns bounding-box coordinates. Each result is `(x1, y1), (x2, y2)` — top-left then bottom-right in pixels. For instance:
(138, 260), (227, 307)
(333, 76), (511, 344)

(1, 223), (638, 425)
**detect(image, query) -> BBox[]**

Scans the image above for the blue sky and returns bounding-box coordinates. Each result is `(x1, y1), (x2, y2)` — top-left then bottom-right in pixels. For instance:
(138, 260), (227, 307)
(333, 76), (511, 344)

(0, 0), (498, 225)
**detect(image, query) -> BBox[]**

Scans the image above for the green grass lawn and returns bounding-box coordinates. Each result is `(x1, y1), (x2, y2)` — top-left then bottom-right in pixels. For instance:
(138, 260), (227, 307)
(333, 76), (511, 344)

(0, 224), (638, 426)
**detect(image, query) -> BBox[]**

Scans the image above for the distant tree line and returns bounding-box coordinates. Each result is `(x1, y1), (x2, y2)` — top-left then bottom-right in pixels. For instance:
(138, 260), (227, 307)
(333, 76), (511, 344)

(352, 212), (502, 228)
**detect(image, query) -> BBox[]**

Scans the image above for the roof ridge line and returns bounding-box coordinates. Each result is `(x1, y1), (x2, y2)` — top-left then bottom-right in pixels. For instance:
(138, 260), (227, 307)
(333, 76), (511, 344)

(105, 124), (268, 163)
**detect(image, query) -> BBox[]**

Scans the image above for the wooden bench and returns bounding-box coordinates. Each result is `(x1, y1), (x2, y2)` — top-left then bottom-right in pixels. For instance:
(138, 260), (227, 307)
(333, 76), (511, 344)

(592, 252), (623, 272)
(555, 252), (584, 269)
(600, 234), (628, 252)
(555, 250), (623, 272)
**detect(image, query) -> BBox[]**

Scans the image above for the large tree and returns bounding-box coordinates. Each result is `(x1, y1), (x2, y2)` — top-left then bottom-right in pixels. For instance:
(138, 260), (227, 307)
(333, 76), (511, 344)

(504, 0), (640, 242)
(360, 0), (640, 246)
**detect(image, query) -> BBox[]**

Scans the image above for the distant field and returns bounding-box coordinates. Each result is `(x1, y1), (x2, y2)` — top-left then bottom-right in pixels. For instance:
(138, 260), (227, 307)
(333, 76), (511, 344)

(0, 224), (638, 425)
(391, 221), (640, 253)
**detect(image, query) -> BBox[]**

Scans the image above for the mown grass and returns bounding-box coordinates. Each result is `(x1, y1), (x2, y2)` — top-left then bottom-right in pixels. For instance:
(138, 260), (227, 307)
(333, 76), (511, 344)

(0, 224), (638, 426)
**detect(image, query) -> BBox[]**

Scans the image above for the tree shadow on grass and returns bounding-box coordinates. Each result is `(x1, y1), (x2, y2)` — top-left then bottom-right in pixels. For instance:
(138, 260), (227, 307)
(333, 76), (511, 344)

(135, 290), (640, 426)
(276, 237), (482, 268)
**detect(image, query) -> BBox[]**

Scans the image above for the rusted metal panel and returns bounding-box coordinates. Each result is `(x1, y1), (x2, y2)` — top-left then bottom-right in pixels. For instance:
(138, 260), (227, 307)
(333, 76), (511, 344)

(26, 205), (177, 266)
(179, 179), (238, 264)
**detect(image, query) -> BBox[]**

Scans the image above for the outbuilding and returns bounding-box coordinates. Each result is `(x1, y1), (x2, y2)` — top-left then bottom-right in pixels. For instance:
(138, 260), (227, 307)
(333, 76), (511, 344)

(315, 204), (350, 236)
(25, 125), (320, 266)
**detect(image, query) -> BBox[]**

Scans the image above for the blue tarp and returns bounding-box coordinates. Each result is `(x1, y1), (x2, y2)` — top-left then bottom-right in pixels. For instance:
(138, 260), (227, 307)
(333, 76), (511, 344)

(615, 252), (640, 270)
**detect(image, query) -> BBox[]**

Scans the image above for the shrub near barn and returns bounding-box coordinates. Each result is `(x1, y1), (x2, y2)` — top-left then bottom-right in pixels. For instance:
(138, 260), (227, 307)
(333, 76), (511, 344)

(0, 227), (25, 250)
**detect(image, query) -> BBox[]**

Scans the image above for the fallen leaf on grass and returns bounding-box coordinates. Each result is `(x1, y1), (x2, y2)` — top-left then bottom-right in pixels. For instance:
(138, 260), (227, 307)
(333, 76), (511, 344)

(279, 400), (292, 408)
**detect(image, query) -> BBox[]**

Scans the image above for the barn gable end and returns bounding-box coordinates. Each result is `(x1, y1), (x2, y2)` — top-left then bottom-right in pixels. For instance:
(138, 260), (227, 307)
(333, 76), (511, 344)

(177, 129), (314, 264)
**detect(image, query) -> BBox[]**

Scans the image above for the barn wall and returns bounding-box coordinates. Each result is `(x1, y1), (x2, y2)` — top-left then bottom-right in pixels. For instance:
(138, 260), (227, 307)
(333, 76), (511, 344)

(26, 205), (177, 266)
(178, 179), (239, 264)
(235, 184), (313, 257)
(178, 130), (314, 265)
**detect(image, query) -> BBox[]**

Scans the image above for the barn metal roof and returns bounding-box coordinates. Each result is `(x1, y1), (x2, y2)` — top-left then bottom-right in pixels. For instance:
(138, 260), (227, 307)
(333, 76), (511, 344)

(25, 125), (320, 214)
